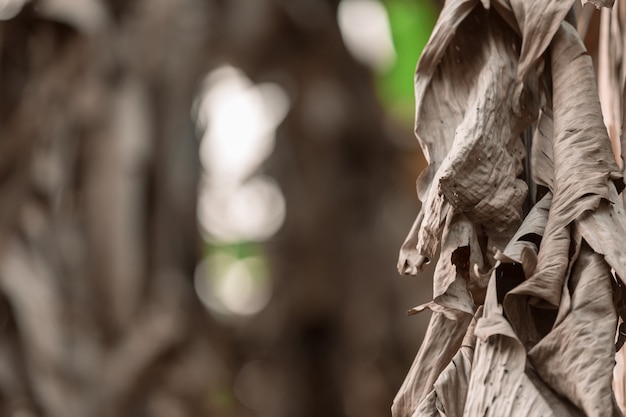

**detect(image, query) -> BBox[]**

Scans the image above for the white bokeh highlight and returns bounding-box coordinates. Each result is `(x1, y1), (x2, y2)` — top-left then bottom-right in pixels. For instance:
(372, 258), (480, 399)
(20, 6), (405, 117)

(0, 0), (27, 19)
(195, 66), (289, 242)
(337, 0), (397, 72)
(194, 254), (272, 317)
(193, 66), (289, 317)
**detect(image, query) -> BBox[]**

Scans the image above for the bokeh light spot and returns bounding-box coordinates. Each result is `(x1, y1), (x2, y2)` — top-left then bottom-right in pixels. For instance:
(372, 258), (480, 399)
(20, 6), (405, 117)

(337, 0), (397, 72)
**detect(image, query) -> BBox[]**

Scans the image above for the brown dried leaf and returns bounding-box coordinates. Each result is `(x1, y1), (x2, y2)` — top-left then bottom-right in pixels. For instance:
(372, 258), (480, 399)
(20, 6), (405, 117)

(412, 309), (480, 417)
(546, 22), (620, 228)
(397, 3), (626, 417)
(391, 311), (472, 417)
(397, 211), (426, 275)
(507, 0), (577, 103)
(409, 208), (487, 317)
(416, 188), (450, 265)
(466, 337), (582, 416)
(528, 244), (619, 417)
(597, 2), (624, 169)
(433, 8), (534, 232)
(497, 192), (551, 267)
(399, 0), (483, 273)
(466, 275), (585, 417)
(576, 180), (626, 282)
(492, 193), (552, 346)
(411, 391), (443, 417)
(430, 339), (474, 417)
(583, 0), (616, 9)
(435, 212), (485, 302)
(506, 21), (620, 312)
(414, 0), (480, 200)
(405, 5), (540, 272)
(530, 111), (554, 190)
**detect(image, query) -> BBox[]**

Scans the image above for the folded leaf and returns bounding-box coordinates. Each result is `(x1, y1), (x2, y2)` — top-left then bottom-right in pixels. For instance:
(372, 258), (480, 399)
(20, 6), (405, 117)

(467, 274), (585, 416)
(528, 244), (619, 417)
(507, 0), (577, 107)
(576, 181), (626, 283)
(435, 8), (534, 232)
(583, 0), (616, 8)
(506, 21), (620, 313)
(412, 309), (481, 417)
(414, 0), (480, 200)
(410, 5), (541, 270)
(530, 111), (554, 190)
(496, 192), (551, 268)
(497, 194), (555, 346)
(391, 311), (472, 417)
(435, 211), (485, 303)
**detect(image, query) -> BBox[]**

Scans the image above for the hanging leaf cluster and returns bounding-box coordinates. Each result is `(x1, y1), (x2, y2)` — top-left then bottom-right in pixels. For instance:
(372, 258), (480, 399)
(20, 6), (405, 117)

(395, 0), (626, 415)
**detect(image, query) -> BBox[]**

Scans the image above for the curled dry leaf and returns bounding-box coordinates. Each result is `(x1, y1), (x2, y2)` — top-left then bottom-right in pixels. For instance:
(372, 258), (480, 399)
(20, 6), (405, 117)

(495, 192), (551, 270)
(583, 0), (617, 9)
(408, 0), (484, 268)
(430, 7), (533, 233)
(413, 0), (481, 200)
(597, 1), (622, 165)
(431, 210), (485, 311)
(397, 211), (426, 275)
(507, 0), (577, 94)
(545, 23), (620, 225)
(401, 1), (539, 274)
(492, 193), (551, 345)
(528, 244), (619, 417)
(412, 308), (481, 417)
(530, 111), (554, 190)
(466, 274), (586, 416)
(437, 19), (529, 232)
(576, 181), (626, 282)
(506, 21), (620, 313)
(395, 0), (626, 416)
(391, 311), (472, 417)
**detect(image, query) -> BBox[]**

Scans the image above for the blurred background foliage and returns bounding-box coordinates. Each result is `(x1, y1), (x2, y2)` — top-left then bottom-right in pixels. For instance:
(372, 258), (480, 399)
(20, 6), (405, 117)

(194, 1), (439, 415)
(0, 0), (438, 416)
(200, 0), (437, 323)
(379, 0), (438, 124)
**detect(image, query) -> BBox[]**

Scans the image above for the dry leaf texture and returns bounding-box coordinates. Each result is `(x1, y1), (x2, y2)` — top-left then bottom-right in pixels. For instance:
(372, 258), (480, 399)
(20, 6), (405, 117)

(583, 0), (617, 8)
(395, 1), (626, 416)
(392, 311), (472, 417)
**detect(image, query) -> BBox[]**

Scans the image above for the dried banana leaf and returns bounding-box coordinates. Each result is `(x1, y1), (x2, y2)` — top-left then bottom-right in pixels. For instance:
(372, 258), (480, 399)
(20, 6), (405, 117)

(391, 311), (472, 417)
(496, 192), (551, 268)
(528, 244), (619, 417)
(466, 274), (585, 416)
(398, 0), (480, 273)
(583, 0), (617, 9)
(496, 193), (552, 347)
(576, 181), (626, 282)
(414, 0), (480, 199)
(411, 309), (480, 417)
(530, 111), (554, 190)
(506, 21), (620, 312)
(409, 210), (485, 316)
(507, 0), (578, 91)
(396, 2), (626, 417)
(403, 4), (539, 272)
(437, 14), (530, 232)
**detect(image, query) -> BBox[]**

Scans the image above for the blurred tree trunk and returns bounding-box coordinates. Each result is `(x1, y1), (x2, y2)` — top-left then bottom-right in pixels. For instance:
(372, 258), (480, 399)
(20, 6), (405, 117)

(0, 2), (233, 417)
(217, 1), (419, 416)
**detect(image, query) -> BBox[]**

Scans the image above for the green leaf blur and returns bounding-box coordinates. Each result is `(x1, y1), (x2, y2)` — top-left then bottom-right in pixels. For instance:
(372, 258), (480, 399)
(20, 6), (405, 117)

(378, 0), (437, 126)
